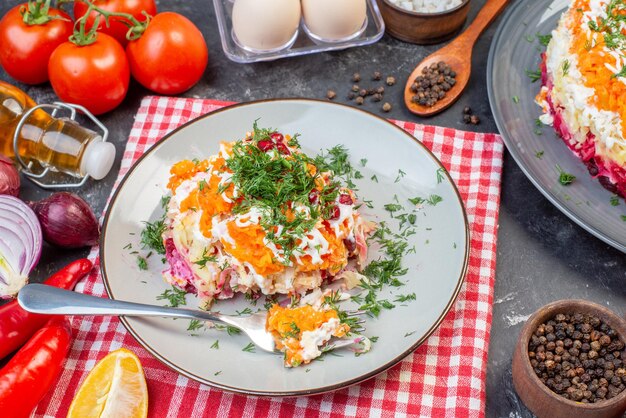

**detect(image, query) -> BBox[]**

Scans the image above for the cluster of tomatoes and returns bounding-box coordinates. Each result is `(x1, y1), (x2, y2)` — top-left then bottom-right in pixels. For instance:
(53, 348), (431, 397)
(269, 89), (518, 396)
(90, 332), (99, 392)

(0, 0), (209, 114)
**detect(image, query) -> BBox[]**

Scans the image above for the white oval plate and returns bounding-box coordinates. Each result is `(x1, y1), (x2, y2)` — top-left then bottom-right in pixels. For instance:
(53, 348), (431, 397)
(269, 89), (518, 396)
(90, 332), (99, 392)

(101, 99), (469, 396)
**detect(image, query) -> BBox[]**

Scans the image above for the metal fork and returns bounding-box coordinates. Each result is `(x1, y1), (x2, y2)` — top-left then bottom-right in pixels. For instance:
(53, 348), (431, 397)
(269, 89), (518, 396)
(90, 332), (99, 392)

(17, 284), (365, 354)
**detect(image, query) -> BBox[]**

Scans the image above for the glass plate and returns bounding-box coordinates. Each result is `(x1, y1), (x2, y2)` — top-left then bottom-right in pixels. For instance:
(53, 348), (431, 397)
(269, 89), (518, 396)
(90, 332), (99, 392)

(212, 0), (385, 63)
(487, 0), (626, 253)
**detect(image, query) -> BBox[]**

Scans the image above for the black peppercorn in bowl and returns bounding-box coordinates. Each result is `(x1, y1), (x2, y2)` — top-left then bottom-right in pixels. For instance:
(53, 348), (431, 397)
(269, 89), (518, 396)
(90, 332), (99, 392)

(512, 300), (626, 418)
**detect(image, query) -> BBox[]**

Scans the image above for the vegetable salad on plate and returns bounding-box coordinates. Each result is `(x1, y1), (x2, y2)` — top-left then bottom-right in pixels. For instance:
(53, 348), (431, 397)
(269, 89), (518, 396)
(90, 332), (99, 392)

(161, 123), (376, 309)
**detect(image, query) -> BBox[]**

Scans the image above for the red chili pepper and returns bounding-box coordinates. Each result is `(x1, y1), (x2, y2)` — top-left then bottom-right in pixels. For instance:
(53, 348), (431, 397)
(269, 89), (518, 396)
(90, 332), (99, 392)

(0, 259), (91, 360)
(0, 317), (72, 418)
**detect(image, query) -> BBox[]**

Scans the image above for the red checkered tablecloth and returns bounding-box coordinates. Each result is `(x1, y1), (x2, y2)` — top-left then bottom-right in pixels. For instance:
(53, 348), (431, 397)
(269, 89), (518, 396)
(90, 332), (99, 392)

(34, 96), (504, 418)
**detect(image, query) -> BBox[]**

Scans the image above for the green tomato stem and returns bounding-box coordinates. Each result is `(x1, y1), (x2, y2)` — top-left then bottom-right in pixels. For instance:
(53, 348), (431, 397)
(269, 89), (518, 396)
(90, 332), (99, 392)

(69, 0), (151, 46)
(21, 0), (69, 26)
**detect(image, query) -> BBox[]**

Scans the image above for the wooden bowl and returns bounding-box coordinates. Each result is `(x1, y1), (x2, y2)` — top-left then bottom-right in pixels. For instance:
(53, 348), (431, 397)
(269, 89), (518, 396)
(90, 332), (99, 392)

(512, 300), (626, 418)
(376, 0), (471, 45)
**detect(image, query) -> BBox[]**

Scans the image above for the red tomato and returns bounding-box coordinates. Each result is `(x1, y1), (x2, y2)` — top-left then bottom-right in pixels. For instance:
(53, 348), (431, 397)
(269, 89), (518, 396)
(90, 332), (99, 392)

(126, 12), (208, 95)
(0, 4), (73, 85)
(73, 0), (157, 47)
(48, 33), (130, 115)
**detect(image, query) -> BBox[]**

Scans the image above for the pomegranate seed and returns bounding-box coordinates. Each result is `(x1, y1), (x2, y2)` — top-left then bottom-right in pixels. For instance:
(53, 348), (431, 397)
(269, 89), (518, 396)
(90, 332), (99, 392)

(270, 132), (284, 142)
(343, 238), (356, 253)
(275, 142), (291, 155)
(308, 189), (320, 204)
(328, 205), (340, 220)
(338, 193), (353, 205)
(257, 140), (275, 152)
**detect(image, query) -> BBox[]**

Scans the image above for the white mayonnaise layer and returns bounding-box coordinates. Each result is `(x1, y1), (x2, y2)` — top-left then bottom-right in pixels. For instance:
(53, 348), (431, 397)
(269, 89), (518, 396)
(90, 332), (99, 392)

(300, 317), (340, 361)
(546, 3), (626, 153)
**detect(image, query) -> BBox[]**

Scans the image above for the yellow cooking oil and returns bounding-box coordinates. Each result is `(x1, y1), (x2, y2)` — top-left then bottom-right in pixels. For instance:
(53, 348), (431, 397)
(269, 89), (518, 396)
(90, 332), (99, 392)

(0, 81), (115, 180)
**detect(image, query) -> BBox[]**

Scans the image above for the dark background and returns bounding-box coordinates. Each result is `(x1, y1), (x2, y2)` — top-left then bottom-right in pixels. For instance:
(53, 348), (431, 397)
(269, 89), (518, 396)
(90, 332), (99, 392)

(1, 0), (624, 416)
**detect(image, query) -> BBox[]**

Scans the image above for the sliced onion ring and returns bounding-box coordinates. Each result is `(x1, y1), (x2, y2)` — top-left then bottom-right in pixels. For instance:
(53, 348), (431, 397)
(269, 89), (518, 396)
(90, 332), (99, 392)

(0, 195), (42, 298)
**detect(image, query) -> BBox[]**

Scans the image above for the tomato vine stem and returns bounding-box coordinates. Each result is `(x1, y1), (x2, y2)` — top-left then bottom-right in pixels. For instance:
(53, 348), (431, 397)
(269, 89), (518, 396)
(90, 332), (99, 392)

(68, 0), (152, 46)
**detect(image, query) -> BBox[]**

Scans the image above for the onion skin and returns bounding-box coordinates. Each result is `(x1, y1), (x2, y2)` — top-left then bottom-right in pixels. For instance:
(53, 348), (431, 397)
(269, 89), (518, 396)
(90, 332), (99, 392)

(0, 155), (20, 197)
(30, 192), (100, 248)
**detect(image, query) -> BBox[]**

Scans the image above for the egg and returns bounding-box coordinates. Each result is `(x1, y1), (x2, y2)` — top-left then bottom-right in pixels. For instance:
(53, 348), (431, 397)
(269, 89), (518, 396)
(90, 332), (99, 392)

(232, 0), (301, 51)
(302, 0), (367, 41)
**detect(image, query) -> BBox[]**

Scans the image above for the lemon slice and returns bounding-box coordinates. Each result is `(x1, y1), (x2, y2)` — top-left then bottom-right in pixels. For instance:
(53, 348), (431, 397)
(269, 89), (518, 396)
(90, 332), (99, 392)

(67, 348), (148, 418)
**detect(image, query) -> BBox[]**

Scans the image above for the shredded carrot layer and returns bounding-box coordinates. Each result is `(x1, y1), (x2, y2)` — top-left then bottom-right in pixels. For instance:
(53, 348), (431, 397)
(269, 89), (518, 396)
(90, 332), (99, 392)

(266, 304), (348, 366)
(569, 0), (626, 137)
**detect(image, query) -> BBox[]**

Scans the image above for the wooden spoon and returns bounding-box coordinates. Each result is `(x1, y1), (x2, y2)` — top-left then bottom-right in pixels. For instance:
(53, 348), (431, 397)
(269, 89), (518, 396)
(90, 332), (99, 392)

(404, 0), (510, 117)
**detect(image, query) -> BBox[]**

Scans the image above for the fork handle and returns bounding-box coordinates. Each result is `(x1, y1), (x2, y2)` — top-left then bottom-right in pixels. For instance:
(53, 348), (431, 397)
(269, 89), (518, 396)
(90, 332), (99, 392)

(18, 284), (222, 323)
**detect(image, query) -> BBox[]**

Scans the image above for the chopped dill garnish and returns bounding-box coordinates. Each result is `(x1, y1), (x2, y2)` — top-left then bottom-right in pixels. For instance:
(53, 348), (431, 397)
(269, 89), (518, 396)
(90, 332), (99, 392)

(536, 32), (552, 46)
(161, 195), (171, 210)
(536, 150), (545, 159)
(394, 169), (406, 183)
(426, 194), (443, 206)
(214, 324), (242, 335)
(384, 203), (403, 214)
(188, 319), (203, 331)
(360, 158), (368, 167)
(194, 248), (217, 268)
(371, 174), (378, 182)
(526, 68), (542, 83)
(556, 165), (576, 186)
(242, 343), (256, 353)
(222, 125), (361, 263)
(512, 96), (520, 104)
(561, 59), (570, 76)
(610, 195), (620, 206)
(404, 331), (416, 337)
(141, 219), (166, 255)
(436, 168), (445, 184)
(235, 307), (253, 316)
(394, 293), (417, 303)
(157, 286), (187, 307)
(211, 340), (220, 349)
(136, 256), (148, 271)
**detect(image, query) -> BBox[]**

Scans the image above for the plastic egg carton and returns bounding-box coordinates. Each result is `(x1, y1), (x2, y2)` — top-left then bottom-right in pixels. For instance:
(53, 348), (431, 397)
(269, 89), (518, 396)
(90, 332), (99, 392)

(212, 0), (385, 63)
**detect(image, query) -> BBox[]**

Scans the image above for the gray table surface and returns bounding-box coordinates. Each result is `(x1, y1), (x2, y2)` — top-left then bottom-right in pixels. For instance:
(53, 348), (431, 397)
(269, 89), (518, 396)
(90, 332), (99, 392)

(1, 0), (624, 416)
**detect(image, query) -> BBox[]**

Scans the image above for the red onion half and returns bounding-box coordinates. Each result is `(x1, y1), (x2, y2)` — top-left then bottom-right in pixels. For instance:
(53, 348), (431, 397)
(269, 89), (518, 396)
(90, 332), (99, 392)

(29, 192), (100, 248)
(0, 154), (20, 197)
(0, 195), (42, 298)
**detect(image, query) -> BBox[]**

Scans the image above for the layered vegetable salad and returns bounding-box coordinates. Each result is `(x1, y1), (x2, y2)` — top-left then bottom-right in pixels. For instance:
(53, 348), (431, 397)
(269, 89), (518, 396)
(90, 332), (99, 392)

(266, 289), (370, 367)
(536, 0), (626, 197)
(161, 124), (375, 309)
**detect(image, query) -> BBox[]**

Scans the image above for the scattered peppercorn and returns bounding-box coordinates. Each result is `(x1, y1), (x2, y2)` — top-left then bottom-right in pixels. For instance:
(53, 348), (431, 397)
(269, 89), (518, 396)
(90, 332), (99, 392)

(463, 106), (472, 115)
(382, 102), (392, 112)
(326, 90), (336, 100)
(352, 73), (361, 82)
(352, 85), (360, 92)
(355, 96), (364, 105)
(373, 71), (381, 81)
(470, 115), (480, 125)
(347, 92), (356, 100)
(372, 93), (383, 102)
(528, 312), (625, 403)
(386, 76), (396, 86)
(359, 89), (368, 97)
(411, 61), (456, 107)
